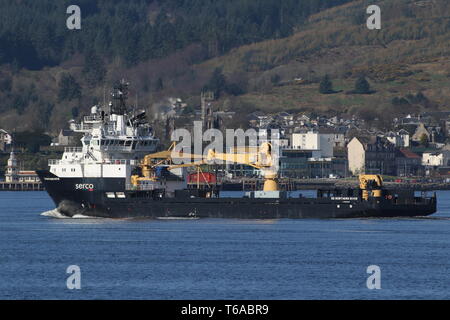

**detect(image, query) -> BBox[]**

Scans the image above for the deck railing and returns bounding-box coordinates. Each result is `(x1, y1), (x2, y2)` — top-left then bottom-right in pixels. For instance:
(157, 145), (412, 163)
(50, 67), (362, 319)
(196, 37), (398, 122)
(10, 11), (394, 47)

(126, 184), (155, 191)
(49, 159), (139, 166)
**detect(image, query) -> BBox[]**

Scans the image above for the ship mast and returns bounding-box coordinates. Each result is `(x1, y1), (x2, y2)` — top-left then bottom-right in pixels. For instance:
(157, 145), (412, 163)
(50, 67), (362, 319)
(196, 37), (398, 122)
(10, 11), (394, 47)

(111, 79), (129, 115)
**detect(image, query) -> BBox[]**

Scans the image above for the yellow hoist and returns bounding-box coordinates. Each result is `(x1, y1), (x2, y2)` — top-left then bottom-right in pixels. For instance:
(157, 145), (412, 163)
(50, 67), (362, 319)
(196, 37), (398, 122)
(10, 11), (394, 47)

(359, 174), (383, 200)
(131, 142), (278, 192)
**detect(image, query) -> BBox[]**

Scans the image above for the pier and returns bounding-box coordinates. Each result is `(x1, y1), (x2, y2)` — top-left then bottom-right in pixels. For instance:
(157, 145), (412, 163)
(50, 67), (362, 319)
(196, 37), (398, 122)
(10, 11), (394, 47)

(0, 182), (44, 191)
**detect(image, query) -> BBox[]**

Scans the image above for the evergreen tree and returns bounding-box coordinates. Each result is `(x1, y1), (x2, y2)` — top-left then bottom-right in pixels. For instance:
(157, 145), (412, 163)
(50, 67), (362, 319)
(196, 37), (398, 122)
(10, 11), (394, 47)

(71, 107), (79, 119)
(83, 51), (106, 87)
(58, 74), (81, 101)
(0, 0), (357, 70)
(319, 75), (334, 94)
(204, 67), (227, 97)
(354, 75), (371, 94)
(271, 74), (281, 85)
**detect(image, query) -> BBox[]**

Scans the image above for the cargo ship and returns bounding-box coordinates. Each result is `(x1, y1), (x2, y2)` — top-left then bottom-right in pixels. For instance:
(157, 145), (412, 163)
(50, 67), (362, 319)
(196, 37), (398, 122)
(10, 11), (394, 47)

(37, 82), (437, 219)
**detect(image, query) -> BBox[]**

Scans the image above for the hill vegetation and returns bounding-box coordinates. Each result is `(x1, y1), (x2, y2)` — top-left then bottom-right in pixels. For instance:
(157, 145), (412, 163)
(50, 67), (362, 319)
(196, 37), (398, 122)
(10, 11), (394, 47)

(1, 0), (450, 134)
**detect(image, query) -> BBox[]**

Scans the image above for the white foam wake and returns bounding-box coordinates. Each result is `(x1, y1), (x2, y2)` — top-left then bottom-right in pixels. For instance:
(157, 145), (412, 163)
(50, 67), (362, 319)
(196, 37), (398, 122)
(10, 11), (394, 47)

(40, 209), (98, 219)
(72, 214), (97, 219)
(40, 208), (68, 219)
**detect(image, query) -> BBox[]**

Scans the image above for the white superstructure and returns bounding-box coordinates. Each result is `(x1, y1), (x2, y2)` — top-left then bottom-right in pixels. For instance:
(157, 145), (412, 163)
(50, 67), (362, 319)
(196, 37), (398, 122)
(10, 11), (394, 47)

(48, 81), (159, 182)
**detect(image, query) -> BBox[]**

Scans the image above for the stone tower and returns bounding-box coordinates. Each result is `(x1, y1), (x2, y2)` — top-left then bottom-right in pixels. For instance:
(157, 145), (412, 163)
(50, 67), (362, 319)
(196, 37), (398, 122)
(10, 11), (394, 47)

(201, 91), (215, 130)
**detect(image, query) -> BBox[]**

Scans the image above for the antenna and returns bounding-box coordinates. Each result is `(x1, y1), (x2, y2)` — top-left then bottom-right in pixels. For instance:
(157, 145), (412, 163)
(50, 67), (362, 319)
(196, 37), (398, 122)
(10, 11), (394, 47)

(136, 92), (138, 108)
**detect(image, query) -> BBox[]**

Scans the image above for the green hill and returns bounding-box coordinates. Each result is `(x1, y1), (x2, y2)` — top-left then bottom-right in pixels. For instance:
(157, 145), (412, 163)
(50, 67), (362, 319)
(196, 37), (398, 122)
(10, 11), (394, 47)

(1, 0), (450, 134)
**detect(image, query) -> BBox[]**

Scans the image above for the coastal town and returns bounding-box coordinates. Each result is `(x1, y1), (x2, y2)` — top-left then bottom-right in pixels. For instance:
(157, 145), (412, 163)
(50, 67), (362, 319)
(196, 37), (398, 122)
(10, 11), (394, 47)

(1, 90), (450, 191)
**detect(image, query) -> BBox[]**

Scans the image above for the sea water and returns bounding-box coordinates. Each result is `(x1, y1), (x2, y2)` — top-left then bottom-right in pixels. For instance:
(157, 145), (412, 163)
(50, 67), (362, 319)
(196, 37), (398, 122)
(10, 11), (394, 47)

(0, 191), (448, 299)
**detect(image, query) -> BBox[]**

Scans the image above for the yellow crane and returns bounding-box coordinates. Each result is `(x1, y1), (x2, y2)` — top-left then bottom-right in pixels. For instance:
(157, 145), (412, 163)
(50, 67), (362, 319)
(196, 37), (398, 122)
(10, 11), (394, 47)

(131, 142), (204, 186)
(131, 142), (278, 192)
(203, 142), (278, 192)
(359, 174), (383, 200)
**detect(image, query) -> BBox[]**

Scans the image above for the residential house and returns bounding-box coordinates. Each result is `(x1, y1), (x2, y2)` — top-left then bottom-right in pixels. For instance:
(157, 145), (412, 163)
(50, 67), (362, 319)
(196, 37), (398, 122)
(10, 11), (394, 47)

(0, 129), (12, 152)
(247, 111), (272, 128)
(395, 149), (423, 176)
(385, 130), (410, 148)
(347, 136), (397, 176)
(295, 114), (311, 126)
(56, 129), (77, 146)
(275, 112), (294, 126)
(411, 123), (441, 143)
(291, 130), (335, 158)
(318, 127), (346, 148)
(422, 151), (450, 167)
(399, 114), (420, 126)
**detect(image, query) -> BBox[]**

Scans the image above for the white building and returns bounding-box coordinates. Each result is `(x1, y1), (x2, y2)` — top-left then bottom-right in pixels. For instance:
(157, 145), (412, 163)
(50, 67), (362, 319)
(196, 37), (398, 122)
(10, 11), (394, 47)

(0, 129), (12, 151)
(422, 151), (450, 167)
(385, 130), (410, 148)
(4, 149), (40, 183)
(291, 131), (334, 158)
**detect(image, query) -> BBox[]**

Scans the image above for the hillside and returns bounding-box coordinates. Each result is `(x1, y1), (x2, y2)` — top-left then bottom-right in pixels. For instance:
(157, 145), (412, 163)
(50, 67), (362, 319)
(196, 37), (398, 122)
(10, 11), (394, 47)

(1, 0), (450, 134)
(197, 0), (450, 126)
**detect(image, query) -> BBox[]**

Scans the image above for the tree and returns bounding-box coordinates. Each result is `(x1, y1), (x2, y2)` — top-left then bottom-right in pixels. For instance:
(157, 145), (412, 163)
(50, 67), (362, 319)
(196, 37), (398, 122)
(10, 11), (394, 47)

(14, 131), (52, 153)
(354, 75), (371, 94)
(71, 107), (79, 119)
(204, 67), (227, 97)
(319, 74), (334, 94)
(58, 73), (81, 101)
(225, 82), (245, 96)
(271, 74), (281, 86)
(419, 134), (429, 147)
(83, 51), (106, 86)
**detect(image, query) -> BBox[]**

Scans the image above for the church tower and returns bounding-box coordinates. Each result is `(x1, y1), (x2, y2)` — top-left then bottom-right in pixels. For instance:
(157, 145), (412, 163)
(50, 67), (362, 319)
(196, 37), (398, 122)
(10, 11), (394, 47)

(201, 91), (215, 130)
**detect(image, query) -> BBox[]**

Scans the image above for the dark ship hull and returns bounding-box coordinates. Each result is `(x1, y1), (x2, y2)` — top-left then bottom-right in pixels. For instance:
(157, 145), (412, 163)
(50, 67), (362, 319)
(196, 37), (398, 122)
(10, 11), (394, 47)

(37, 170), (437, 219)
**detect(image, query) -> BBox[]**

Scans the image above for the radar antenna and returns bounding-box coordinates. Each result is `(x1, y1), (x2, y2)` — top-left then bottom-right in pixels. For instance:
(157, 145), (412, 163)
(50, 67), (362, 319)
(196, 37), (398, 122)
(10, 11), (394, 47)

(111, 79), (129, 115)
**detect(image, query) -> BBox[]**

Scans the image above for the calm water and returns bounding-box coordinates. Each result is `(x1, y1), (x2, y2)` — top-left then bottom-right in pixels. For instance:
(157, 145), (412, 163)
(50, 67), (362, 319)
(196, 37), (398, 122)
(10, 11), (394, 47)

(0, 191), (449, 300)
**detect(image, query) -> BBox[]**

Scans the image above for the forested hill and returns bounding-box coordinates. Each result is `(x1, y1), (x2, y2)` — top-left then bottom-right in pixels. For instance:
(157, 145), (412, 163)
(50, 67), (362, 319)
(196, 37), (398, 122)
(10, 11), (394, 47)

(1, 0), (450, 135)
(0, 0), (352, 70)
